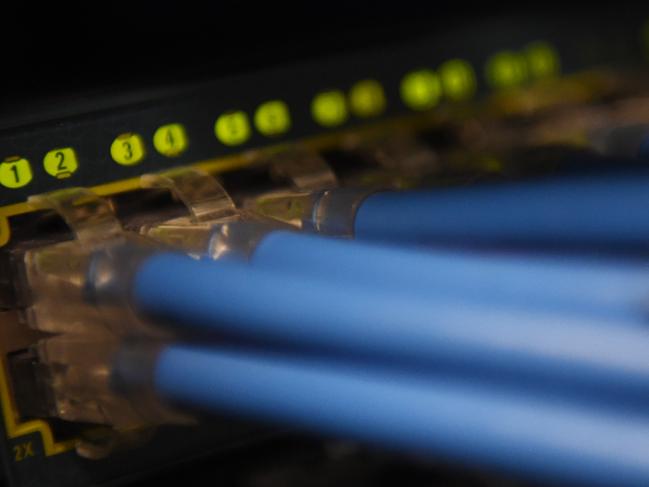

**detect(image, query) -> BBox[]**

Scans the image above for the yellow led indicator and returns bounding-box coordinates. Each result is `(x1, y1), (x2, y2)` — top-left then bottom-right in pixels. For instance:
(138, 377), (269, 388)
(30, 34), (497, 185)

(439, 59), (477, 101)
(311, 90), (348, 127)
(525, 42), (560, 79)
(215, 111), (251, 146)
(254, 100), (291, 137)
(43, 148), (78, 179)
(110, 133), (146, 166)
(400, 69), (442, 111)
(0, 157), (32, 189)
(153, 123), (189, 157)
(485, 51), (528, 89)
(349, 79), (386, 118)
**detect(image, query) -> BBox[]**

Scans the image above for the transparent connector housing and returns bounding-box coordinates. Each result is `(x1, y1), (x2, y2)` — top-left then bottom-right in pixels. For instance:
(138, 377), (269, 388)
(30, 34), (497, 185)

(206, 220), (287, 260)
(247, 188), (377, 236)
(12, 169), (347, 437)
(267, 147), (338, 190)
(140, 167), (238, 222)
(142, 219), (229, 257)
(5, 187), (193, 453)
(18, 234), (162, 336)
(27, 187), (122, 243)
(35, 335), (186, 430)
(139, 167), (243, 256)
(144, 214), (293, 261)
(14, 230), (186, 432)
(354, 135), (440, 178)
(138, 166), (291, 257)
(246, 190), (321, 230)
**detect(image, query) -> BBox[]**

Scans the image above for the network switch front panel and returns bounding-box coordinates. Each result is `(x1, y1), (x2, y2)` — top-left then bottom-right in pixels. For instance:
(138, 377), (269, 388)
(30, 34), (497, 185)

(1, 11), (649, 487)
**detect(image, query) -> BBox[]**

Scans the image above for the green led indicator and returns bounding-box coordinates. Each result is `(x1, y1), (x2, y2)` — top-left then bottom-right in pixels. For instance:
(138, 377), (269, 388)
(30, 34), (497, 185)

(485, 50), (528, 89)
(525, 42), (560, 79)
(439, 59), (477, 101)
(400, 69), (442, 110)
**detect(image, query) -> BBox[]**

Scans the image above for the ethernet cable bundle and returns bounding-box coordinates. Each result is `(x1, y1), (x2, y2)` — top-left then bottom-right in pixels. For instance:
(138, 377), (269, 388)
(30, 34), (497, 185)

(19, 171), (649, 487)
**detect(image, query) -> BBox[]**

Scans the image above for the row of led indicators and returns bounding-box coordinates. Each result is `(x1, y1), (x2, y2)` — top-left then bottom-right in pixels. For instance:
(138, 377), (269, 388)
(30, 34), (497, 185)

(0, 43), (559, 190)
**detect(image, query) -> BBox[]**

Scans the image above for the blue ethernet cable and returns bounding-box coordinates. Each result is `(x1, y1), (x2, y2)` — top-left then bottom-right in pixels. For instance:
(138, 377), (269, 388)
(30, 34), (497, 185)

(354, 174), (649, 245)
(264, 173), (649, 246)
(247, 228), (649, 322)
(138, 344), (649, 487)
(131, 253), (649, 403)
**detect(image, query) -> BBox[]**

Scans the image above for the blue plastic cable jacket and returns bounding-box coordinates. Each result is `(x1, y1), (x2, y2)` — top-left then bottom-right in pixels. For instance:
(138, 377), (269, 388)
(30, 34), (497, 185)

(252, 231), (649, 322)
(154, 345), (649, 487)
(353, 175), (649, 245)
(133, 253), (649, 400)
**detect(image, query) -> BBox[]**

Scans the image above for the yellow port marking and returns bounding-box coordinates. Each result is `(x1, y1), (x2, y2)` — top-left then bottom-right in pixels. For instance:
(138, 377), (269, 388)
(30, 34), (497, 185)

(0, 359), (75, 456)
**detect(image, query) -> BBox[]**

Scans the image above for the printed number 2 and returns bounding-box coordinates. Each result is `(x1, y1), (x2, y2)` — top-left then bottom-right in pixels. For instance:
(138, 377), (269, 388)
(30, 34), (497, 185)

(55, 151), (67, 171)
(13, 442), (35, 462)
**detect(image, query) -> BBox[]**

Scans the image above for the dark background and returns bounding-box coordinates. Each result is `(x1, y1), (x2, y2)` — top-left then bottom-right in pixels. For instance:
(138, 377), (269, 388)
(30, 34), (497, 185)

(1, 2), (615, 114)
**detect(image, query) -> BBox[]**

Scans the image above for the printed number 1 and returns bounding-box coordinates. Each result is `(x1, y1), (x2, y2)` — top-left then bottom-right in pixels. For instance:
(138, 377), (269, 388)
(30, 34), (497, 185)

(10, 164), (19, 183)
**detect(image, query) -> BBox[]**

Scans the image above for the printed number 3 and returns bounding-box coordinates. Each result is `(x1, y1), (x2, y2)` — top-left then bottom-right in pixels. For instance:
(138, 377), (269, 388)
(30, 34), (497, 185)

(122, 141), (133, 160)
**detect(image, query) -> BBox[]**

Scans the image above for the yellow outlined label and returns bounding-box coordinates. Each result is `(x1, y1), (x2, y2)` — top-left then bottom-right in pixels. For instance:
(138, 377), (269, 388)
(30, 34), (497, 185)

(111, 133), (146, 166)
(311, 90), (348, 127)
(254, 100), (291, 137)
(153, 124), (189, 157)
(0, 358), (75, 456)
(43, 148), (79, 179)
(0, 158), (33, 189)
(215, 111), (251, 146)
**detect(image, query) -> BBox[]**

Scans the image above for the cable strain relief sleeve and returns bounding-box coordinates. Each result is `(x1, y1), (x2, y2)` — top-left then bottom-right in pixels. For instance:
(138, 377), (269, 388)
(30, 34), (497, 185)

(110, 339), (163, 395)
(313, 188), (379, 236)
(110, 340), (193, 425)
(206, 218), (293, 261)
(83, 239), (158, 310)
